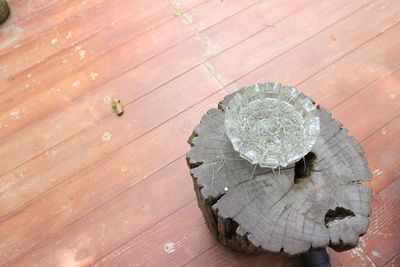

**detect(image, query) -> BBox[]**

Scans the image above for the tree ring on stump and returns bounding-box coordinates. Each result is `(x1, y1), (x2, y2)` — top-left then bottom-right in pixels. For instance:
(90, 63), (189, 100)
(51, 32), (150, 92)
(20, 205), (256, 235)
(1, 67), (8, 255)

(186, 90), (372, 256)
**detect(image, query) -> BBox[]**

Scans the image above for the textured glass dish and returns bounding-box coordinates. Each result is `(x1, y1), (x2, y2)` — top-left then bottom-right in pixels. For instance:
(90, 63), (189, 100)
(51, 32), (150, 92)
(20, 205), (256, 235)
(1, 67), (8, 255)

(225, 82), (320, 168)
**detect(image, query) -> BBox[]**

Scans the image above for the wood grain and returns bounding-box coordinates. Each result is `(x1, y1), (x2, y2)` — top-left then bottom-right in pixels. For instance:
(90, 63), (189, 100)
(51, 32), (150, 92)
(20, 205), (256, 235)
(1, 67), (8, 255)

(332, 67), (400, 142)
(0, 0), (105, 54)
(0, 0), (316, 212)
(94, 201), (217, 267)
(0, 0), (176, 80)
(0, 0), (309, 144)
(363, 116), (400, 195)
(362, 178), (400, 266)
(226, 0), (400, 96)
(0, 65), (222, 216)
(207, 0), (375, 86)
(0, 0), (399, 266)
(4, 91), (226, 265)
(187, 90), (371, 255)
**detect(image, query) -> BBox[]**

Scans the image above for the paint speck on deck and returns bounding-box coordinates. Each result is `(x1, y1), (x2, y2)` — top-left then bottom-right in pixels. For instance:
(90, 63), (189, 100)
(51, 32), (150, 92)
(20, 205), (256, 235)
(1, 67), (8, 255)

(79, 50), (86, 59)
(9, 109), (20, 119)
(163, 243), (175, 254)
(72, 81), (80, 87)
(141, 204), (150, 211)
(372, 251), (381, 258)
(102, 132), (112, 142)
(120, 165), (127, 172)
(103, 95), (111, 104)
(373, 169), (383, 176)
(66, 32), (73, 39)
(90, 72), (98, 80)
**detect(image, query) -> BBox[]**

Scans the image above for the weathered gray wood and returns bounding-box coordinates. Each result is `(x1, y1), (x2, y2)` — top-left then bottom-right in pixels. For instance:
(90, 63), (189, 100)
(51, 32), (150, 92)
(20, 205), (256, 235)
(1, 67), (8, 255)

(0, 0), (10, 25)
(187, 91), (372, 256)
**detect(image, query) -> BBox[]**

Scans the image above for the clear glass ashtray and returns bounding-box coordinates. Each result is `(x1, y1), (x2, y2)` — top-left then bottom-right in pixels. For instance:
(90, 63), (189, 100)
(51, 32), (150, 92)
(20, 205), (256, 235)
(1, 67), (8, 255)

(225, 82), (320, 168)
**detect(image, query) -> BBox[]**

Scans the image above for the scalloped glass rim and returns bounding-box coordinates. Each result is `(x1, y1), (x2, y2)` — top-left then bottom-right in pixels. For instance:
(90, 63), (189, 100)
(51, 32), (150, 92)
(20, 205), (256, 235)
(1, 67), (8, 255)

(225, 82), (320, 168)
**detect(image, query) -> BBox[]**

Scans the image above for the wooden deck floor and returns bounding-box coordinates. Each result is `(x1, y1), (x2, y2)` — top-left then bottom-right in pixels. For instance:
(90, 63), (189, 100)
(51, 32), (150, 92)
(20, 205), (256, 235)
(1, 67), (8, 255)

(0, 0), (399, 266)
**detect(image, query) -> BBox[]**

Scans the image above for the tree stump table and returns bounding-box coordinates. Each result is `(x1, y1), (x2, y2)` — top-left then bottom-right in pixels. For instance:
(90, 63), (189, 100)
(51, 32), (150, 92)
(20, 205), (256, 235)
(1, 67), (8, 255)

(186, 89), (372, 264)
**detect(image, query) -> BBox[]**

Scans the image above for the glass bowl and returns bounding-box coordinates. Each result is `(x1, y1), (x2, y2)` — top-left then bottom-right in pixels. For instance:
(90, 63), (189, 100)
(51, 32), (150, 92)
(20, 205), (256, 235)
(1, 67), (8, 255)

(225, 82), (320, 168)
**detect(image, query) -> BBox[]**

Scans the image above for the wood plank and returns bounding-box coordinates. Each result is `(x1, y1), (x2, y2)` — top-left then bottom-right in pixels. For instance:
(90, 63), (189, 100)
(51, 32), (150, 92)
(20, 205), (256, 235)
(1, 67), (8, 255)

(221, 22), (400, 197)
(361, 178), (400, 266)
(0, 0), (311, 184)
(0, 0), (175, 80)
(5, 66), (400, 266)
(299, 24), (400, 110)
(0, 0), (252, 109)
(0, 0), (183, 99)
(328, 246), (377, 267)
(2, 0), (400, 262)
(94, 201), (218, 267)
(102, 147), (399, 267)
(0, 0), (375, 173)
(363, 116), (400, 195)
(331, 67), (400, 142)
(182, 0), (262, 31)
(207, 0), (375, 86)
(225, 0), (400, 96)
(204, 0), (316, 50)
(94, 197), (297, 267)
(0, 65), (222, 217)
(4, 0), (68, 26)
(3, 0), (400, 266)
(0, 0), (261, 124)
(0, 0), (273, 142)
(7, 159), (197, 266)
(4, 73), (398, 266)
(0, 0), (105, 53)
(0, 16), (196, 175)
(3, 91), (226, 266)
(384, 253), (400, 267)
(2, 0), (358, 136)
(0, 1), (307, 173)
(92, 62), (400, 267)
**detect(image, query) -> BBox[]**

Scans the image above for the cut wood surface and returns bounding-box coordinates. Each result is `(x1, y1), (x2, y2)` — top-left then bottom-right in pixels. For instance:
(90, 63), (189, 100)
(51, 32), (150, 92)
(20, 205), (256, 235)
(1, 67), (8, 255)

(0, 0), (399, 266)
(187, 89), (372, 255)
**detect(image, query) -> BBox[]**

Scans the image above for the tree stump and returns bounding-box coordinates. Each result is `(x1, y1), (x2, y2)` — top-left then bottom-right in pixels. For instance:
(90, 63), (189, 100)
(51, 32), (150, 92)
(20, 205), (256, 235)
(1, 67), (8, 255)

(186, 90), (372, 256)
(0, 0), (10, 25)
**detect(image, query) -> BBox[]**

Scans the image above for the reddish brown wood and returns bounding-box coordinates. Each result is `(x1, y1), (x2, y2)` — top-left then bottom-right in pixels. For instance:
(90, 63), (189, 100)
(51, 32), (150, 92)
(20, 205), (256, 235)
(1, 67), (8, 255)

(207, 0), (375, 86)
(0, 66), (222, 214)
(385, 253), (400, 267)
(6, 158), (199, 266)
(0, 90), (227, 265)
(0, 0), (176, 80)
(0, 0), (310, 143)
(228, 5), (400, 103)
(0, 0), (399, 266)
(332, 67), (400, 142)
(0, 0), (105, 54)
(0, 0), (320, 212)
(94, 201), (217, 267)
(362, 178), (400, 266)
(363, 117), (400, 195)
